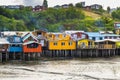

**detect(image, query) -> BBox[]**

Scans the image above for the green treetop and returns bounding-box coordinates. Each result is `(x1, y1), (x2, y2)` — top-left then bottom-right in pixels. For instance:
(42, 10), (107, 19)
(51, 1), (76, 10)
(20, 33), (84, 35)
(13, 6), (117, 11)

(43, 0), (48, 8)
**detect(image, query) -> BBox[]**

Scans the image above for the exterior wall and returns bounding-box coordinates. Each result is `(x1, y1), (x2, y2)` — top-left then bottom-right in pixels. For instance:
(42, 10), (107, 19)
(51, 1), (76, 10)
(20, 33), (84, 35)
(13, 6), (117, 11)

(89, 36), (120, 41)
(8, 46), (22, 52)
(47, 33), (70, 40)
(7, 35), (23, 53)
(23, 44), (42, 53)
(71, 32), (88, 40)
(8, 36), (22, 43)
(91, 5), (101, 9)
(47, 34), (55, 40)
(0, 44), (8, 52)
(58, 34), (70, 40)
(32, 30), (47, 37)
(116, 42), (120, 48)
(89, 36), (104, 41)
(49, 40), (76, 50)
(77, 39), (94, 48)
(39, 39), (46, 47)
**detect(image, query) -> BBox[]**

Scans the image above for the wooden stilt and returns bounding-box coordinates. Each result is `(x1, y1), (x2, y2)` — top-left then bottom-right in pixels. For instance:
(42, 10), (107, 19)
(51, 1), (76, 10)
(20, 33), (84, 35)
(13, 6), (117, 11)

(28, 53), (30, 61)
(20, 53), (22, 61)
(34, 53), (35, 60)
(65, 50), (67, 57)
(113, 49), (115, 56)
(108, 49), (110, 57)
(0, 53), (2, 62)
(13, 52), (16, 60)
(90, 49), (92, 57)
(6, 52), (8, 61)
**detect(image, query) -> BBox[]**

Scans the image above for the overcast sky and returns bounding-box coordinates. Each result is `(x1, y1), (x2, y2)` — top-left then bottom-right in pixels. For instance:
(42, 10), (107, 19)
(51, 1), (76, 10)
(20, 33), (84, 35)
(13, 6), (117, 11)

(0, 0), (119, 9)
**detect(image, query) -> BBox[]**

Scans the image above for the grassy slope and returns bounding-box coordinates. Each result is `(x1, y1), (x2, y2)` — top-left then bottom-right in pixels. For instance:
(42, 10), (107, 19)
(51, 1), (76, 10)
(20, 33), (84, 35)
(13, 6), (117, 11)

(83, 10), (101, 20)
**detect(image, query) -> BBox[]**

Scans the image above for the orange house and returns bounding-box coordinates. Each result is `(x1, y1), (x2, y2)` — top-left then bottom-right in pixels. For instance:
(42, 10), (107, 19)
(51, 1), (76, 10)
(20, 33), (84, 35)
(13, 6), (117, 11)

(22, 33), (42, 53)
(23, 41), (42, 53)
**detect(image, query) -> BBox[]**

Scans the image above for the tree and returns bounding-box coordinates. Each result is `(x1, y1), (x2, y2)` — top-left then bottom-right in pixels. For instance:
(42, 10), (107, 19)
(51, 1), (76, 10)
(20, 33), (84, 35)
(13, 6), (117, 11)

(101, 15), (113, 31)
(69, 3), (74, 7)
(98, 6), (104, 13)
(107, 6), (110, 13)
(111, 9), (120, 19)
(75, 3), (82, 8)
(43, 0), (48, 8)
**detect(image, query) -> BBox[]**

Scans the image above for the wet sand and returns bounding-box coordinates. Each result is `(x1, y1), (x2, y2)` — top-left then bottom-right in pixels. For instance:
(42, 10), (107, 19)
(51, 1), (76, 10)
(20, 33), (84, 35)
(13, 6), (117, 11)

(1, 57), (120, 80)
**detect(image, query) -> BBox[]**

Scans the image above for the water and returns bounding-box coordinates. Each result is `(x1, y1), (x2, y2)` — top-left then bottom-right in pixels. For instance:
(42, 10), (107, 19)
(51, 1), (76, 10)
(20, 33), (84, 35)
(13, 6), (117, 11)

(1, 57), (120, 80)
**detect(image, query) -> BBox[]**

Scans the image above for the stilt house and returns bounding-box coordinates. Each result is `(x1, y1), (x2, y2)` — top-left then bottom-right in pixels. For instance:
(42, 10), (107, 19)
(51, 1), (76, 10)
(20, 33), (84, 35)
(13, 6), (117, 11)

(22, 33), (42, 53)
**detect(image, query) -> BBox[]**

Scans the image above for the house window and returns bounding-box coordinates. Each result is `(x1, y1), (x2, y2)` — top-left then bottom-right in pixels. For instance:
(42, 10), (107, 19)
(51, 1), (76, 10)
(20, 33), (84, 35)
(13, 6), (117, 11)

(99, 37), (102, 40)
(14, 37), (21, 42)
(63, 34), (66, 37)
(88, 42), (92, 45)
(55, 34), (59, 38)
(11, 44), (21, 47)
(69, 42), (72, 46)
(105, 36), (108, 39)
(28, 36), (34, 41)
(37, 32), (41, 35)
(92, 37), (96, 41)
(61, 42), (65, 46)
(49, 35), (52, 37)
(53, 42), (57, 46)
(109, 36), (112, 39)
(27, 43), (38, 48)
(114, 36), (117, 39)
(9, 37), (14, 43)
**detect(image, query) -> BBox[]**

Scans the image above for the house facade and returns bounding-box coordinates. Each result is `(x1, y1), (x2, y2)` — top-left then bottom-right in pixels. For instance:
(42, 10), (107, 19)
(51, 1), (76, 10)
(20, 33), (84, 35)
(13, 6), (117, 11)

(91, 4), (102, 10)
(7, 35), (23, 53)
(85, 32), (120, 41)
(47, 33), (76, 50)
(77, 39), (95, 49)
(95, 39), (117, 49)
(32, 30), (47, 47)
(0, 38), (9, 53)
(70, 32), (88, 41)
(62, 4), (69, 8)
(22, 33), (42, 53)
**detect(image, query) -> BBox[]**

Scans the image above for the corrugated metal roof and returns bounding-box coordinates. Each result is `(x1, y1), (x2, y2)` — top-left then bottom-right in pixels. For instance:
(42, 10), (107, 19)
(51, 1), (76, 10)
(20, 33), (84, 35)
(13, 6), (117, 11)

(23, 41), (40, 45)
(22, 32), (38, 42)
(95, 39), (120, 42)
(2, 31), (16, 36)
(65, 30), (84, 34)
(85, 32), (102, 37)
(0, 38), (9, 44)
(85, 32), (120, 37)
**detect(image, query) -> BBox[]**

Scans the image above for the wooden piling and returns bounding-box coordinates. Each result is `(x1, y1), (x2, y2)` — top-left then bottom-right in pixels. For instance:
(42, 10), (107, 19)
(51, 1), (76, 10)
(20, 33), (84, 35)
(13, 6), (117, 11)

(0, 53), (2, 62)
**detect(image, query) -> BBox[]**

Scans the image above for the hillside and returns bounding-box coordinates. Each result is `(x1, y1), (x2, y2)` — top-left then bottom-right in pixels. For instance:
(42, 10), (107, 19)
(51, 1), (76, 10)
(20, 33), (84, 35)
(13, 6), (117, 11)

(0, 7), (116, 32)
(83, 10), (101, 20)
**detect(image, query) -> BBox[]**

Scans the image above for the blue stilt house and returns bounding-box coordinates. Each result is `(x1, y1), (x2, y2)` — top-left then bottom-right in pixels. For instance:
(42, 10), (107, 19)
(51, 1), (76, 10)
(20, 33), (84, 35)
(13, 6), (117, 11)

(7, 35), (23, 53)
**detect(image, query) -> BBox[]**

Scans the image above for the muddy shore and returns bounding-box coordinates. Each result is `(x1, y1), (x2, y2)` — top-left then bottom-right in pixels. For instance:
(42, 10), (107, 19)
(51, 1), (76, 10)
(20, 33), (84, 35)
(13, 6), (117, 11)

(0, 57), (120, 80)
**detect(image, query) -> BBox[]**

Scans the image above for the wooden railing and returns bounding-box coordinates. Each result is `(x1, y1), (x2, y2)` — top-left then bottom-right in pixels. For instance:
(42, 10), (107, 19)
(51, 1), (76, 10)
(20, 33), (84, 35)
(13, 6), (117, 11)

(97, 44), (116, 49)
(77, 44), (116, 49)
(77, 45), (95, 49)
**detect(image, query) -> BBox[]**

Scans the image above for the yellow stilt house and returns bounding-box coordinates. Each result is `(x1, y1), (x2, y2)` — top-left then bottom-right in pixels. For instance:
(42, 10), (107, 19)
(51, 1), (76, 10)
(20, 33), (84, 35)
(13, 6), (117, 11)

(77, 39), (95, 49)
(47, 33), (76, 50)
(49, 40), (76, 50)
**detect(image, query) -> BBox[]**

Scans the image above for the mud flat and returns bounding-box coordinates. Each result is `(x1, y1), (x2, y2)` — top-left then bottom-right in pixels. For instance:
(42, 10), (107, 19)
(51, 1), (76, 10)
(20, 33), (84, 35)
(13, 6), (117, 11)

(1, 57), (120, 80)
